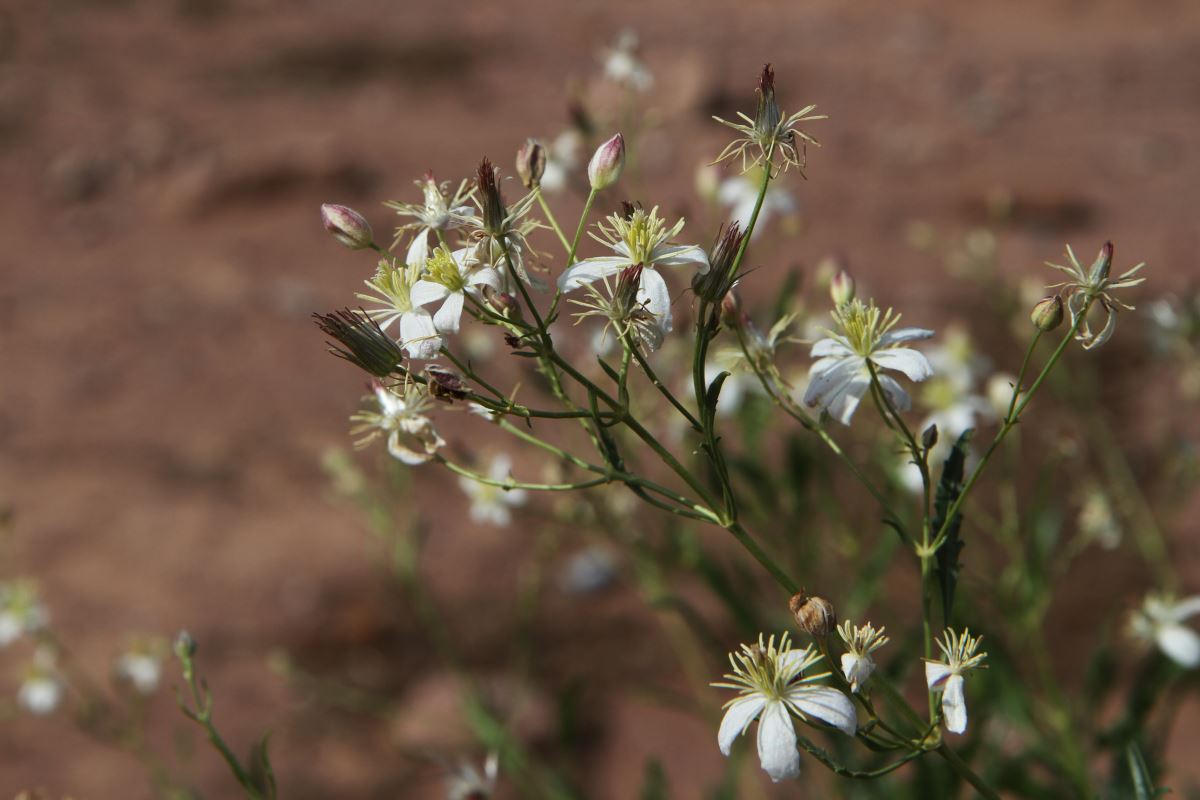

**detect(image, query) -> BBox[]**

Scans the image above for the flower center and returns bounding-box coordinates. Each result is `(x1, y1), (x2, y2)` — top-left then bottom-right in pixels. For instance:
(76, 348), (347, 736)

(833, 299), (901, 358)
(426, 246), (468, 293)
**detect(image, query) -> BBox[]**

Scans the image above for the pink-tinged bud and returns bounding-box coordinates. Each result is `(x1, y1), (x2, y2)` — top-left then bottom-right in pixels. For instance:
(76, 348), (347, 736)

(719, 290), (745, 328)
(830, 269), (856, 306)
(516, 139), (547, 189)
(321, 204), (374, 250)
(1031, 295), (1064, 332)
(587, 133), (625, 190)
(1089, 241), (1114, 283)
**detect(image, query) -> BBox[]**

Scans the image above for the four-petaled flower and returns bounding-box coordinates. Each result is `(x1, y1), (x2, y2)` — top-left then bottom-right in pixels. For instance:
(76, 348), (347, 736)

(356, 260), (442, 360)
(924, 628), (987, 735)
(837, 621), (889, 694)
(558, 206), (707, 338)
(412, 245), (502, 335)
(713, 632), (857, 782)
(352, 381), (445, 465)
(458, 454), (528, 527)
(1046, 241), (1145, 350)
(1129, 592), (1200, 668)
(804, 299), (934, 425)
(386, 173), (474, 267)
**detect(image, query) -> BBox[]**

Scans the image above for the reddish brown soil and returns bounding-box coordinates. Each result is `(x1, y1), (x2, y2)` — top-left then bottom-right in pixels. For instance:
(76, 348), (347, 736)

(2, 1), (1200, 797)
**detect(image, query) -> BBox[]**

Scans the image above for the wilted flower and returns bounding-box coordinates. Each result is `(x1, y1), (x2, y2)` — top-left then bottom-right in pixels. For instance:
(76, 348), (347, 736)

(601, 30), (652, 92)
(458, 454), (528, 526)
(587, 133), (626, 191)
(570, 264), (666, 351)
(462, 159), (541, 288)
(356, 260), (442, 360)
(18, 648), (63, 716)
(837, 621), (889, 694)
(115, 638), (168, 695)
(412, 245), (502, 334)
(714, 633), (856, 782)
(789, 592), (836, 638)
(924, 628), (987, 734)
(1129, 592), (1200, 668)
(385, 173), (474, 266)
(803, 299), (934, 425)
(1046, 241), (1146, 350)
(445, 752), (499, 800)
(320, 204), (374, 251)
(558, 206), (707, 336)
(515, 139), (547, 189)
(0, 580), (48, 647)
(351, 381), (445, 465)
(713, 64), (826, 176)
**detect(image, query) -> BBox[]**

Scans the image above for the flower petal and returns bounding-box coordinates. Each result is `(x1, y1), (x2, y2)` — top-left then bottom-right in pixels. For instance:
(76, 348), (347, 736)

(925, 661), (953, 690)
(411, 280), (449, 308)
(876, 374), (913, 413)
(810, 337), (853, 359)
(872, 347), (933, 382)
(941, 674), (968, 734)
(1171, 596), (1200, 621)
(803, 358), (860, 409)
(399, 312), (441, 360)
(406, 228), (430, 270)
(469, 267), (502, 292)
(1156, 622), (1200, 668)
(433, 292), (466, 334)
(650, 243), (709, 271)
(718, 694), (766, 756)
(787, 686), (857, 735)
(557, 257), (630, 291)
(825, 376), (871, 425)
(638, 268), (673, 333)
(756, 701), (801, 782)
(879, 327), (935, 346)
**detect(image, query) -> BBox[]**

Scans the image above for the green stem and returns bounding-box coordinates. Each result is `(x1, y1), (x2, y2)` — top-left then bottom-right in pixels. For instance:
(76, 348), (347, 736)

(935, 744), (1002, 800)
(436, 456), (610, 492)
(535, 188), (571, 253)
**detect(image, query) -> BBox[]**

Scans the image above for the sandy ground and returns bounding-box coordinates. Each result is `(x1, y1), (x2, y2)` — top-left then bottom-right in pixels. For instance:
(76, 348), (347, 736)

(2, 0), (1200, 796)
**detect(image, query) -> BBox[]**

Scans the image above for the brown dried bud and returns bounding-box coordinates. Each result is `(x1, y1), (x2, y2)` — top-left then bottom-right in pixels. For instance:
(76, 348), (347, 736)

(425, 365), (469, 402)
(1031, 295), (1064, 332)
(755, 63), (782, 136)
(921, 423), (939, 450)
(314, 308), (406, 378)
(789, 591), (836, 638)
(476, 157), (506, 236)
(516, 138), (546, 189)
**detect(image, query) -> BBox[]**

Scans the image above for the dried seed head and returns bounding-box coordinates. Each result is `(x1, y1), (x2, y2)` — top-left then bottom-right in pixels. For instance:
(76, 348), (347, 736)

(588, 133), (626, 190)
(516, 138), (547, 189)
(425, 365), (470, 402)
(1031, 295), (1065, 332)
(321, 203), (374, 250)
(755, 64), (782, 138)
(476, 157), (507, 236)
(692, 223), (745, 304)
(789, 591), (836, 638)
(314, 308), (406, 378)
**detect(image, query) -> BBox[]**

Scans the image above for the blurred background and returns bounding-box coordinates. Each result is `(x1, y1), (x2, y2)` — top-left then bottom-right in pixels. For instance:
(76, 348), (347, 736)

(2, 0), (1200, 796)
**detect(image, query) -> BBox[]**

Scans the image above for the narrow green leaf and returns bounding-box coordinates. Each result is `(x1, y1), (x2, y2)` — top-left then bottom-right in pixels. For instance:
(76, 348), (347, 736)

(932, 430), (972, 626)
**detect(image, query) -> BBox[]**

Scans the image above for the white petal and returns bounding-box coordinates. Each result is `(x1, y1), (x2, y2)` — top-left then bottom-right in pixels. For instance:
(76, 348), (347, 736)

(488, 454), (513, 481)
(1170, 596), (1200, 621)
(803, 358), (859, 408)
(1156, 623), (1200, 668)
(756, 701), (801, 782)
(433, 292), (466, 334)
(941, 674), (968, 734)
(876, 374), (912, 413)
(826, 377), (871, 425)
(399, 312), (441, 360)
(637, 268), (673, 333)
(879, 327), (935, 346)
(468, 267), (502, 292)
(717, 694), (766, 756)
(872, 348), (933, 382)
(387, 432), (431, 465)
(925, 661), (953, 690)
(650, 243), (709, 271)
(557, 257), (630, 291)
(411, 280), (449, 307)
(810, 337), (853, 358)
(405, 228), (429, 269)
(787, 686), (858, 735)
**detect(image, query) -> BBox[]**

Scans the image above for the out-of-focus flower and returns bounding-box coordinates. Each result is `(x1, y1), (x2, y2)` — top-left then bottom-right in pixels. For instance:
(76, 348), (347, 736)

(559, 206), (707, 336)
(803, 299), (934, 425)
(837, 621), (889, 694)
(0, 580), (48, 647)
(412, 245), (502, 335)
(924, 628), (987, 734)
(18, 648), (63, 716)
(559, 547), (619, 594)
(458, 455), (528, 527)
(704, 347), (765, 416)
(352, 381), (445, 465)
(713, 64), (826, 176)
(600, 30), (653, 92)
(539, 130), (584, 194)
(1129, 592), (1200, 668)
(445, 752), (499, 800)
(985, 372), (1019, 419)
(1075, 485), (1122, 550)
(115, 638), (168, 695)
(716, 172), (796, 239)
(1046, 241), (1145, 350)
(321, 204), (374, 251)
(356, 260), (442, 360)
(713, 633), (856, 782)
(385, 173), (474, 266)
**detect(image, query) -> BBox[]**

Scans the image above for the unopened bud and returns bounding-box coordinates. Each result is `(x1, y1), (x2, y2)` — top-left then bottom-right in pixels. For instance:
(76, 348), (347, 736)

(789, 591), (836, 638)
(830, 269), (856, 306)
(588, 133), (625, 190)
(1031, 295), (1064, 332)
(693, 223), (745, 304)
(516, 139), (546, 189)
(173, 630), (197, 661)
(425, 365), (469, 401)
(477, 158), (506, 236)
(719, 291), (745, 328)
(1089, 241), (1114, 283)
(482, 286), (521, 319)
(921, 423), (939, 450)
(754, 63), (782, 135)
(321, 204), (374, 250)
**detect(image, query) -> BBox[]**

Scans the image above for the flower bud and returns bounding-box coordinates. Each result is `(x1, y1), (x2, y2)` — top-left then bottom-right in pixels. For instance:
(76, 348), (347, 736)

(321, 204), (374, 250)
(1089, 240), (1114, 283)
(921, 423), (939, 450)
(830, 269), (856, 306)
(1031, 295), (1064, 332)
(789, 591), (836, 638)
(754, 63), (782, 136)
(693, 223), (745, 304)
(516, 138), (546, 189)
(587, 133), (625, 191)
(173, 630), (197, 661)
(425, 365), (469, 402)
(477, 158), (507, 236)
(719, 290), (745, 329)
(482, 286), (522, 319)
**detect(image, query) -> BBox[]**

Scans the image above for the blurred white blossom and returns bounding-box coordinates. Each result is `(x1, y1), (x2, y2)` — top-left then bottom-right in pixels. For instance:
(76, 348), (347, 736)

(1129, 593), (1200, 668)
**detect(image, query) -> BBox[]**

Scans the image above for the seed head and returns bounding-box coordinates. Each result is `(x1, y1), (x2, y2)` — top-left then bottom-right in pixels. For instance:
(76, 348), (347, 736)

(476, 158), (507, 236)
(692, 223), (745, 304)
(789, 591), (836, 638)
(314, 308), (406, 378)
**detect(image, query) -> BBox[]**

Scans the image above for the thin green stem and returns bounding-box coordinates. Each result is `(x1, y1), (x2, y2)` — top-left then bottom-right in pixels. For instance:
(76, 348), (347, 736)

(535, 188), (571, 253)
(435, 456), (610, 492)
(935, 744), (1002, 800)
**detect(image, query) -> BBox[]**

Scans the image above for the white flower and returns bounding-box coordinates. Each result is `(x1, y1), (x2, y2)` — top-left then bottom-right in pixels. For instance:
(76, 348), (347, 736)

(717, 174), (796, 239)
(445, 752), (498, 800)
(351, 381), (445, 465)
(1129, 592), (1200, 668)
(713, 633), (857, 782)
(837, 621), (889, 694)
(924, 628), (987, 735)
(385, 173), (474, 260)
(570, 264), (666, 352)
(412, 245), (502, 335)
(601, 30), (652, 92)
(1046, 241), (1145, 350)
(803, 299), (934, 425)
(458, 455), (528, 527)
(0, 580), (48, 647)
(558, 206), (707, 338)
(356, 260), (442, 360)
(539, 130), (583, 194)
(18, 648), (63, 716)
(115, 639), (168, 695)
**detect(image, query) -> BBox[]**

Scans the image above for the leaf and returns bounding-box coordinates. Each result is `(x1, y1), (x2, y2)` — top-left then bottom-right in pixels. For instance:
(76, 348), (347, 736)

(639, 758), (670, 800)
(705, 371), (730, 420)
(1126, 743), (1168, 799)
(932, 430), (973, 626)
